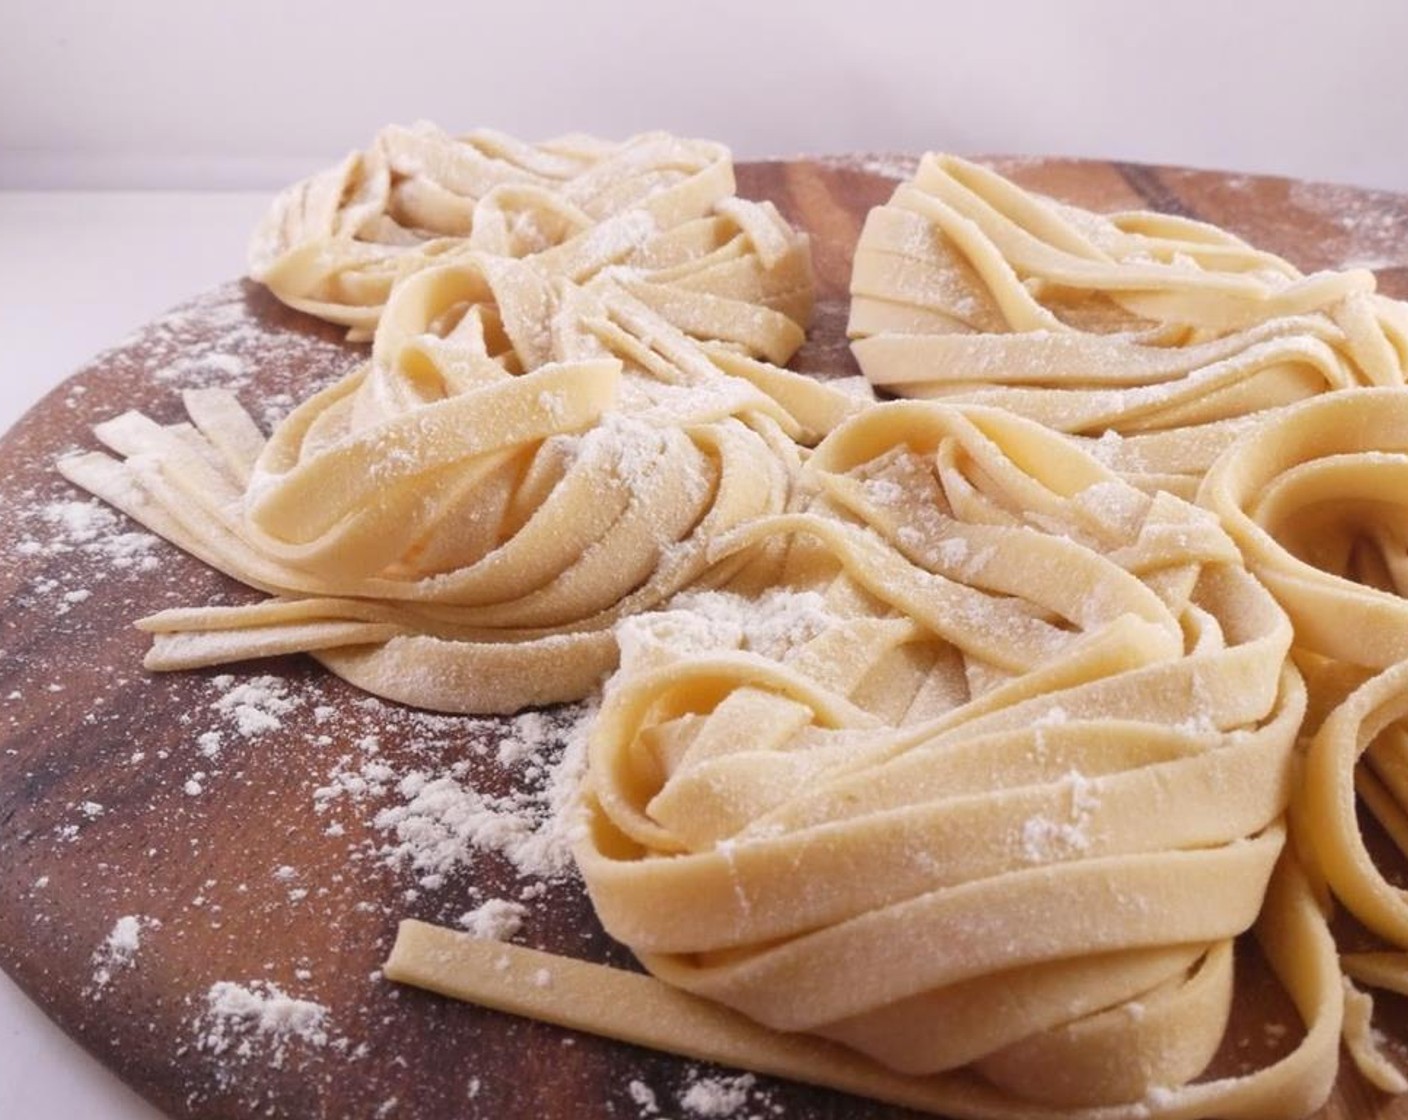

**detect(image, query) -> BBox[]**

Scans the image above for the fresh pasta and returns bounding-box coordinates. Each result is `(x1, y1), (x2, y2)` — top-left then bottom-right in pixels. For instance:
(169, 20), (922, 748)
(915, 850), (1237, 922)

(1200, 388), (1408, 1091)
(392, 400), (1344, 1116)
(848, 153), (1408, 497)
(381, 158), (1408, 1115)
(577, 401), (1315, 1112)
(60, 137), (858, 714)
(58, 137), (1408, 1116)
(249, 123), (814, 356)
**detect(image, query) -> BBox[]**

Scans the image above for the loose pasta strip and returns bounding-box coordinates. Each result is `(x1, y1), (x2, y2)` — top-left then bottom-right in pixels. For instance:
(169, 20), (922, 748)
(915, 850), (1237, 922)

(249, 123), (813, 356)
(848, 154), (1408, 495)
(386, 859), (1343, 1120)
(60, 247), (861, 714)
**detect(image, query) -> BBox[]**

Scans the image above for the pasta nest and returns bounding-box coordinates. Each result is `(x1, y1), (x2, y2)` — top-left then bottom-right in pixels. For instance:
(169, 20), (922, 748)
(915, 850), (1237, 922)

(849, 154), (1408, 496)
(577, 401), (1338, 1113)
(60, 248), (864, 714)
(1203, 387), (1408, 1091)
(249, 122), (814, 357)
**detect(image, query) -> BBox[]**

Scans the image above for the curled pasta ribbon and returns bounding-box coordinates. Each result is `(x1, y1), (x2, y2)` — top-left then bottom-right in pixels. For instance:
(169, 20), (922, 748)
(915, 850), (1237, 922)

(250, 122), (813, 357)
(1200, 388), (1408, 673)
(1202, 387), (1408, 1089)
(848, 154), (1408, 495)
(59, 256), (862, 714)
(1300, 663), (1408, 1094)
(566, 401), (1338, 1115)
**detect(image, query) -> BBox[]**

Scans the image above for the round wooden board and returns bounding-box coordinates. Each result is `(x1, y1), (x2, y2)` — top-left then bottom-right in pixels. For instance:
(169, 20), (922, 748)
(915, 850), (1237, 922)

(3, 157), (1408, 1120)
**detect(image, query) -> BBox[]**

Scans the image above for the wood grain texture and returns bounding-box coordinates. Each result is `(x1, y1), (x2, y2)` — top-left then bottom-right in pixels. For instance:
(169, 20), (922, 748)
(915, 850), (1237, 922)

(2, 157), (1408, 1120)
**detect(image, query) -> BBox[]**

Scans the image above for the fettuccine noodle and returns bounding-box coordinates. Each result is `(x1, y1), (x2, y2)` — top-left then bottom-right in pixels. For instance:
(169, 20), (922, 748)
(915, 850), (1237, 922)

(848, 153), (1408, 497)
(60, 140), (855, 713)
(1202, 388), (1408, 1092)
(576, 401), (1318, 1112)
(59, 138), (1408, 1115)
(250, 123), (813, 356)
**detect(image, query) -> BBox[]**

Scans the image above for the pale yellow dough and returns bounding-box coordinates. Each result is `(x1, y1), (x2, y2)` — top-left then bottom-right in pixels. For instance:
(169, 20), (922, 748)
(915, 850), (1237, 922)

(558, 400), (1342, 1115)
(249, 123), (814, 356)
(60, 134), (854, 714)
(378, 160), (1408, 1116)
(1202, 389), (1408, 1091)
(848, 154), (1408, 497)
(61, 141), (1408, 1116)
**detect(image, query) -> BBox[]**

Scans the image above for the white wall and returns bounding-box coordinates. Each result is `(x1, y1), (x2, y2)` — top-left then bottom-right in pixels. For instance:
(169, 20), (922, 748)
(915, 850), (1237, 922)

(3, 0), (1406, 192)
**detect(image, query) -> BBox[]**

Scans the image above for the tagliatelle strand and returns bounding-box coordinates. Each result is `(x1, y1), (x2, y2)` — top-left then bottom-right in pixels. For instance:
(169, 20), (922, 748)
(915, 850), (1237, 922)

(848, 153), (1408, 496)
(387, 849), (1344, 1120)
(59, 139), (860, 714)
(249, 123), (814, 355)
(1200, 393), (1408, 1002)
(541, 401), (1340, 1113)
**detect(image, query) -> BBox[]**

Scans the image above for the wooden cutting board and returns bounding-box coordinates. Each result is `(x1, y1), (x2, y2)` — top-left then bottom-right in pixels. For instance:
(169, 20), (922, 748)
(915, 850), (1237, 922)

(2, 157), (1408, 1120)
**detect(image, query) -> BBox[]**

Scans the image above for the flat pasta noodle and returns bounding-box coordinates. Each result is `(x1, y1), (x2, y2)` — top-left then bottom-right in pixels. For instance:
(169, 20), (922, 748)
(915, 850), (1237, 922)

(1200, 388), (1408, 1086)
(842, 163), (1408, 1087)
(1200, 389), (1408, 671)
(847, 153), (1408, 497)
(386, 858), (1343, 1120)
(57, 138), (1408, 1117)
(390, 401), (1344, 1116)
(61, 157), (862, 714)
(249, 122), (814, 357)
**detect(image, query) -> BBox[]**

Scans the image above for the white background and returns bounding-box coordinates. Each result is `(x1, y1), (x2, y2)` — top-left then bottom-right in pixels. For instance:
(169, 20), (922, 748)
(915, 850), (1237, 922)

(5, 0), (1408, 192)
(2, 2), (1407, 1117)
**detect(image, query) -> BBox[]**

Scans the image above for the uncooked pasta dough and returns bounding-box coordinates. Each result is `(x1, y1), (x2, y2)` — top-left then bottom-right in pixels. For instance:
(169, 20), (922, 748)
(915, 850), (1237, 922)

(59, 133), (856, 714)
(1201, 388), (1408, 1092)
(840, 154), (1408, 1103)
(250, 123), (814, 357)
(380, 160), (1408, 1115)
(58, 140), (1408, 1116)
(578, 401), (1315, 1111)
(390, 400), (1348, 1116)
(848, 154), (1408, 497)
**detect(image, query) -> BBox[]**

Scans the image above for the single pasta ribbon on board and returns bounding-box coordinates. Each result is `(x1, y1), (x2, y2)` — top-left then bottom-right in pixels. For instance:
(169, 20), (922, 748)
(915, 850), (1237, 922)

(58, 244), (864, 714)
(379, 399), (1343, 1117)
(249, 122), (814, 354)
(388, 850), (1344, 1120)
(1201, 388), (1408, 1090)
(847, 154), (1408, 496)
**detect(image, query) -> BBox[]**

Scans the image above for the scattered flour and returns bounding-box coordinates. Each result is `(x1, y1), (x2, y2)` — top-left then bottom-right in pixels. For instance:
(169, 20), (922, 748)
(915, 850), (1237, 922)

(89, 914), (155, 995)
(618, 587), (838, 664)
(195, 980), (329, 1068)
(457, 898), (528, 941)
(211, 673), (302, 736)
(627, 1079), (660, 1114)
(679, 1072), (759, 1118)
(814, 152), (919, 181)
(1020, 770), (1101, 863)
(862, 477), (906, 506)
(313, 700), (596, 889)
(103, 282), (350, 403)
(373, 750), (584, 887)
(12, 497), (162, 584)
